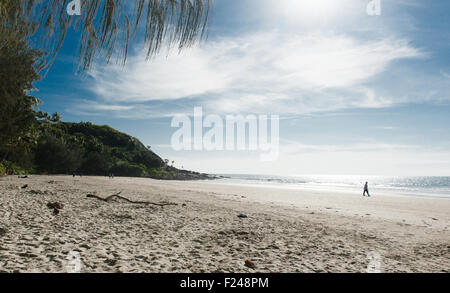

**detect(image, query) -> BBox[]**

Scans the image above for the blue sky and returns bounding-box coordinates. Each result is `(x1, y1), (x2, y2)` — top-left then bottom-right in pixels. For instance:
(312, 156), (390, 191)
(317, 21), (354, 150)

(33, 0), (450, 176)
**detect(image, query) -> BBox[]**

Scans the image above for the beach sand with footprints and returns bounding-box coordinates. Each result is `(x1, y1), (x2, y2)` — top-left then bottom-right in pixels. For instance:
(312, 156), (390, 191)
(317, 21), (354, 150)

(0, 175), (449, 273)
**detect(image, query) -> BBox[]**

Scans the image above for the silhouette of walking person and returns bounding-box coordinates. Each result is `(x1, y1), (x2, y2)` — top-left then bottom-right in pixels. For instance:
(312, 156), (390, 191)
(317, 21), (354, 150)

(363, 181), (370, 197)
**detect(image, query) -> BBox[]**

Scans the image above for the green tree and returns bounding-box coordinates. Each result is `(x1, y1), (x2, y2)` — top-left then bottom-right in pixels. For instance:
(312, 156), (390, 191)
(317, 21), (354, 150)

(34, 134), (82, 174)
(51, 112), (61, 123)
(80, 151), (113, 175)
(0, 20), (42, 162)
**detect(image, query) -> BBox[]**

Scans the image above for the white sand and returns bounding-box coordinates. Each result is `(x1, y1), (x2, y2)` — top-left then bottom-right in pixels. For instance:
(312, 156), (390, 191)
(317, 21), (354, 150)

(0, 175), (449, 273)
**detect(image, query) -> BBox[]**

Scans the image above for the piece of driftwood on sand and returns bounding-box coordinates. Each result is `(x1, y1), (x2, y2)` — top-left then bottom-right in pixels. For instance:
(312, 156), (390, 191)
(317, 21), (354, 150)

(86, 192), (178, 207)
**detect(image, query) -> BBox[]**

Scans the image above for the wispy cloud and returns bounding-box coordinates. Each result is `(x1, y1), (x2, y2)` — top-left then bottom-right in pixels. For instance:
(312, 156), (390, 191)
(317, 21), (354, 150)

(80, 31), (424, 118)
(69, 100), (172, 119)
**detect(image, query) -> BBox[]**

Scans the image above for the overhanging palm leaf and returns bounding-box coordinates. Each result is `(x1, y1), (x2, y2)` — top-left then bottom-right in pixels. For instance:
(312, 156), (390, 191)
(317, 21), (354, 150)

(0, 0), (211, 72)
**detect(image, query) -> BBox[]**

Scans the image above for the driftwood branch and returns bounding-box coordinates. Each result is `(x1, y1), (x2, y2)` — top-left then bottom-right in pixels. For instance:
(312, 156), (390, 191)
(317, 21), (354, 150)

(86, 192), (178, 207)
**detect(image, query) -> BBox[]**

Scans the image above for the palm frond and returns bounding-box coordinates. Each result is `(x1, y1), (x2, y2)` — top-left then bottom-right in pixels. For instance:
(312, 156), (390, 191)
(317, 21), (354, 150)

(0, 0), (211, 72)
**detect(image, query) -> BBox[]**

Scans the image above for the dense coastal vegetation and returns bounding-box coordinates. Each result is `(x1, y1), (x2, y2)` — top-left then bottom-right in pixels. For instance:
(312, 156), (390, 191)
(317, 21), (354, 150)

(0, 119), (214, 180)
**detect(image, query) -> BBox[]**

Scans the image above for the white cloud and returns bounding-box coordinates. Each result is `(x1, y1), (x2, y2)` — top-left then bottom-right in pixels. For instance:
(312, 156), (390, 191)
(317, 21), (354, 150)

(70, 100), (175, 119)
(83, 31), (424, 117)
(89, 49), (227, 102)
(87, 103), (134, 111)
(441, 70), (450, 79)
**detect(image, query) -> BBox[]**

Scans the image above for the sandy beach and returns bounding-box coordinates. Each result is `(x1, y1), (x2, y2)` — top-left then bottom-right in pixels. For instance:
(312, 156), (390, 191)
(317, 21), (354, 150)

(0, 175), (449, 273)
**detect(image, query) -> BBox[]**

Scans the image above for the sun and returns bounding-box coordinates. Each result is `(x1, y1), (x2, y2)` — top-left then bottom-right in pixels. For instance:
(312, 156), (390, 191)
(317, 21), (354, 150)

(278, 0), (342, 25)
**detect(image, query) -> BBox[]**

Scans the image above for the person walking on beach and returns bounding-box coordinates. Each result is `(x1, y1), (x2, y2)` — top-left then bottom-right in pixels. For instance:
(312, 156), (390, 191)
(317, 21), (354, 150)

(363, 181), (370, 197)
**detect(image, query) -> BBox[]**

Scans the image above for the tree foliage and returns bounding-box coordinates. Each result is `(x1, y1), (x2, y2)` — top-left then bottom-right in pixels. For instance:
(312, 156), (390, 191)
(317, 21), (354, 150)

(0, 17), (42, 160)
(32, 120), (165, 175)
(0, 0), (211, 72)
(34, 133), (83, 174)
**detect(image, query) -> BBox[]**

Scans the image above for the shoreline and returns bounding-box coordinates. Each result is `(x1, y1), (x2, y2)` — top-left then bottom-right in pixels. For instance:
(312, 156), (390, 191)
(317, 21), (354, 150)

(210, 175), (450, 200)
(203, 178), (450, 200)
(1, 175), (449, 272)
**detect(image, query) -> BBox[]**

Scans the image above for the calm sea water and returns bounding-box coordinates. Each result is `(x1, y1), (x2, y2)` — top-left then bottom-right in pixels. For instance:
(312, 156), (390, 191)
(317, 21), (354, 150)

(214, 174), (450, 199)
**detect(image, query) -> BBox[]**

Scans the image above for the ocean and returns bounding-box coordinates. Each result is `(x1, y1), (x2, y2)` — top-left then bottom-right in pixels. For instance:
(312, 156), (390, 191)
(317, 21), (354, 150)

(213, 174), (450, 199)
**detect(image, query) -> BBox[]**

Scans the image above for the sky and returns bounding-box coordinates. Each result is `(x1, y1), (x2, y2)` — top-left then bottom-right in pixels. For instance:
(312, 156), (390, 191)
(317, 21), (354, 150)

(33, 0), (450, 176)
